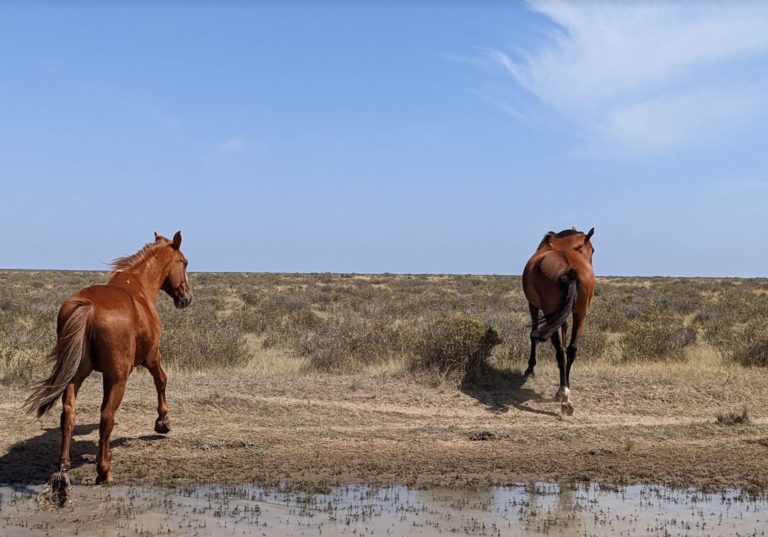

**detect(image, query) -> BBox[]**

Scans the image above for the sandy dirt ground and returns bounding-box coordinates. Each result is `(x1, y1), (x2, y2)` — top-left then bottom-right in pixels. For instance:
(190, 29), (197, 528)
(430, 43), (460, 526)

(2, 364), (768, 492)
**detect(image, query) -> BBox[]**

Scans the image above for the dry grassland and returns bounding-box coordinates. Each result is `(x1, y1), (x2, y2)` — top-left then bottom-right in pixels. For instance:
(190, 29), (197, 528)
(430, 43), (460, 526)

(2, 270), (768, 490)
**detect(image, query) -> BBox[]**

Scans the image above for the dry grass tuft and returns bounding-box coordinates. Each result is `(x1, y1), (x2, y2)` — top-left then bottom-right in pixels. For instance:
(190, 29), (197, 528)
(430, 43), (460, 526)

(716, 406), (751, 426)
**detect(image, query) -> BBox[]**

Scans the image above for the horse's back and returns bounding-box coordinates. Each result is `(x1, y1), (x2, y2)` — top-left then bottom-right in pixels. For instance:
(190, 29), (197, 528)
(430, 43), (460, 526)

(68, 285), (136, 321)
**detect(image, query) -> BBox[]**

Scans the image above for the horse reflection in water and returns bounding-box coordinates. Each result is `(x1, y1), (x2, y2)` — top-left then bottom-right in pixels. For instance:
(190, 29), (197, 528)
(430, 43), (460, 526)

(522, 228), (596, 415)
(25, 232), (193, 486)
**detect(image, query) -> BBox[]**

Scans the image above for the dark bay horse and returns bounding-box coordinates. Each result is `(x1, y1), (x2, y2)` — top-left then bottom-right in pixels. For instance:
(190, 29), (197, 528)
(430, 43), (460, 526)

(522, 228), (595, 415)
(24, 232), (192, 484)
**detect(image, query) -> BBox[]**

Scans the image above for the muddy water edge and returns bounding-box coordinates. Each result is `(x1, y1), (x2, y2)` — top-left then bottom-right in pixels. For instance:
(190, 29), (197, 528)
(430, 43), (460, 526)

(1, 482), (767, 537)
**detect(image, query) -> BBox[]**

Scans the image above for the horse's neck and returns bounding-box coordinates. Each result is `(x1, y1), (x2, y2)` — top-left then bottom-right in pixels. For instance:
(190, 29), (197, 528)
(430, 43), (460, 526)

(544, 236), (582, 253)
(109, 255), (168, 303)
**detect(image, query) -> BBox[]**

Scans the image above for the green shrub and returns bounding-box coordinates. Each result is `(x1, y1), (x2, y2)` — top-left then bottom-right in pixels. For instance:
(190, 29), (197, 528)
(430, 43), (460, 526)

(696, 288), (768, 360)
(304, 317), (419, 372)
(729, 320), (768, 367)
(619, 314), (696, 362)
(588, 288), (631, 333)
(577, 329), (608, 361)
(414, 315), (501, 375)
(157, 286), (250, 370)
(160, 318), (249, 370)
(0, 347), (48, 385)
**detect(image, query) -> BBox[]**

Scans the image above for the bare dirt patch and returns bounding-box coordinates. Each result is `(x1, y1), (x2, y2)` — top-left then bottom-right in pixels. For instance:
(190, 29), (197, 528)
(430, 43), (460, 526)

(3, 363), (768, 492)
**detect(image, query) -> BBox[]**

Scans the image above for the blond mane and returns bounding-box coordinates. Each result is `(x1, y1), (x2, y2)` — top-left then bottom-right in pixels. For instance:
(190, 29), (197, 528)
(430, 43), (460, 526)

(110, 238), (170, 276)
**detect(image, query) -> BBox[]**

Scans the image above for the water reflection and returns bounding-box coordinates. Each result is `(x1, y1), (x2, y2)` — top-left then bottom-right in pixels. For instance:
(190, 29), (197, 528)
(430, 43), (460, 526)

(0, 482), (765, 536)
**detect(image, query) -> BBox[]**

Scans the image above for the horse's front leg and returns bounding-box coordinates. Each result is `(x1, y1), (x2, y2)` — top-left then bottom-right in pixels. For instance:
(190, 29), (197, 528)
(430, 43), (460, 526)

(146, 357), (170, 434)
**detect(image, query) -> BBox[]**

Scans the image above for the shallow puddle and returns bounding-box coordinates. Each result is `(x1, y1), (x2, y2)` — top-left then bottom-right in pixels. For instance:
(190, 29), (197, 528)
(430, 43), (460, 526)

(1, 482), (766, 536)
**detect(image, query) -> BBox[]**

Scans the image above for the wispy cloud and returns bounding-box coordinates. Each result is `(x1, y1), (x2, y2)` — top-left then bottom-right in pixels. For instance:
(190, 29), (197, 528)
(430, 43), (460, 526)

(490, 1), (768, 156)
(211, 138), (248, 158)
(201, 138), (261, 168)
(718, 178), (768, 193)
(473, 90), (523, 119)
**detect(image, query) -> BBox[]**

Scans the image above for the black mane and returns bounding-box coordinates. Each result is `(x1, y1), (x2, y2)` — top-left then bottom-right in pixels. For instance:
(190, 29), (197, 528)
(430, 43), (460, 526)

(553, 229), (580, 238)
(538, 228), (582, 249)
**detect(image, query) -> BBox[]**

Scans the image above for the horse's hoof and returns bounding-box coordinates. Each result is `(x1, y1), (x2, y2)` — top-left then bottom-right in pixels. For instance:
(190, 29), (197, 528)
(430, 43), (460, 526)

(154, 418), (171, 434)
(95, 472), (113, 486)
(561, 402), (574, 416)
(37, 471), (72, 508)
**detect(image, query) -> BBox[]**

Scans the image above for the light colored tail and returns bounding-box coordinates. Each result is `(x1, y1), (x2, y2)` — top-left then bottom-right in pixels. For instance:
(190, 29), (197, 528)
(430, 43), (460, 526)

(24, 300), (92, 418)
(531, 269), (578, 342)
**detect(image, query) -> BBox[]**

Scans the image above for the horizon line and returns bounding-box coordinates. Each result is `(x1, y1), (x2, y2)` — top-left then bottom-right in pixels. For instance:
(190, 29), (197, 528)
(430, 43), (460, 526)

(0, 267), (764, 280)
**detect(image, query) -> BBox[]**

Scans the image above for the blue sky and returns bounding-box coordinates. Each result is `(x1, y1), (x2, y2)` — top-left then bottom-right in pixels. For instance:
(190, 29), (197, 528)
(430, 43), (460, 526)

(1, 1), (767, 276)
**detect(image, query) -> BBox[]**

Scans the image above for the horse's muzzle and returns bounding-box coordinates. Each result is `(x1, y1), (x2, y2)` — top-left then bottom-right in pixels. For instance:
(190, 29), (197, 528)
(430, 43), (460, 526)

(175, 293), (193, 309)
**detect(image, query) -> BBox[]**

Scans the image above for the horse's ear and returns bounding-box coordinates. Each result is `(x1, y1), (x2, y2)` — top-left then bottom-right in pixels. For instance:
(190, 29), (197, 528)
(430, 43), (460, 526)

(540, 232), (555, 248)
(172, 231), (182, 250)
(155, 231), (171, 243)
(586, 227), (595, 241)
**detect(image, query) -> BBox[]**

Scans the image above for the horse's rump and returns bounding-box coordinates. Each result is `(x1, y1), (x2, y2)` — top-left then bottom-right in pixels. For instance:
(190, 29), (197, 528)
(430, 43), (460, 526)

(24, 299), (93, 418)
(530, 268), (578, 342)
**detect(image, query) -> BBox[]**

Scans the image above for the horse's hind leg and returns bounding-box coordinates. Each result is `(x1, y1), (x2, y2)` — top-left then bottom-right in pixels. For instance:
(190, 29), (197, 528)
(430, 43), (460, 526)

(566, 314), (585, 389)
(524, 304), (539, 377)
(560, 321), (568, 351)
(147, 360), (170, 434)
(558, 315), (584, 417)
(550, 331), (571, 415)
(59, 367), (91, 472)
(96, 378), (127, 485)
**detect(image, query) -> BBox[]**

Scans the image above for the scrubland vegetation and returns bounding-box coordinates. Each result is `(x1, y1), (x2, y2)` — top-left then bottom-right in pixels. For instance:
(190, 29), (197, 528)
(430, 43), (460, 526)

(1, 270), (767, 384)
(3, 270), (768, 491)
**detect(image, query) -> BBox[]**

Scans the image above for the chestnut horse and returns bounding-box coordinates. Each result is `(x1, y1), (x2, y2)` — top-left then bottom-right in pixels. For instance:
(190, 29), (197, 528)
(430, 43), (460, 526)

(522, 228), (595, 415)
(24, 232), (192, 484)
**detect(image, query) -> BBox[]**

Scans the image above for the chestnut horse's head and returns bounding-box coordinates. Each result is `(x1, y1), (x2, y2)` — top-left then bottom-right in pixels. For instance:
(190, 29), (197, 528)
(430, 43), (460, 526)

(575, 227), (595, 265)
(540, 227), (595, 265)
(156, 231), (193, 309)
(573, 228), (595, 265)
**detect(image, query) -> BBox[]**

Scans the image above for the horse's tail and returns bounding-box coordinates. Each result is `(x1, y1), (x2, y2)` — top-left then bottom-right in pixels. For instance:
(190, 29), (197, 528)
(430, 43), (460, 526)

(531, 269), (578, 342)
(24, 300), (93, 418)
